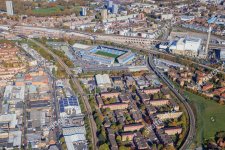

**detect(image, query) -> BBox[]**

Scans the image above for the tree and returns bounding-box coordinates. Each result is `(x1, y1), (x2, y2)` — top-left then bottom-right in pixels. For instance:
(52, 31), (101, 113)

(157, 144), (163, 150)
(117, 123), (123, 130)
(132, 85), (136, 93)
(99, 143), (110, 150)
(141, 128), (150, 137)
(98, 133), (107, 145)
(110, 124), (117, 132)
(162, 145), (176, 150)
(61, 143), (67, 150)
(119, 146), (130, 150)
(152, 144), (157, 150)
(116, 135), (122, 143)
(140, 104), (146, 110)
(95, 117), (102, 127)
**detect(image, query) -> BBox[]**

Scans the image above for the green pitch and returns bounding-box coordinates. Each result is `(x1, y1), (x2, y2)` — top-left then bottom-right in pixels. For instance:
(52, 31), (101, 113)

(95, 51), (119, 58)
(32, 6), (64, 15)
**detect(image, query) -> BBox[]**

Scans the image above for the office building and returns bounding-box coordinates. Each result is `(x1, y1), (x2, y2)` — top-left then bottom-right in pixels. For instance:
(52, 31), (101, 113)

(101, 9), (108, 20)
(6, 1), (14, 16)
(112, 4), (118, 14)
(220, 49), (225, 60)
(107, 0), (113, 9)
(81, 7), (87, 16)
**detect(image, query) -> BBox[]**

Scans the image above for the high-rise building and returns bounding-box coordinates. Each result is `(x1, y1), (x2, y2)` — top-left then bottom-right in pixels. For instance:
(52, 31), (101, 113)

(112, 4), (118, 14)
(81, 7), (87, 16)
(107, 0), (113, 9)
(101, 9), (108, 20)
(6, 1), (14, 16)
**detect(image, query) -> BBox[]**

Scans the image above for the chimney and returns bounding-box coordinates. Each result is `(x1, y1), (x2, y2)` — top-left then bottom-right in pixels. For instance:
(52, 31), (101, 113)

(205, 26), (212, 57)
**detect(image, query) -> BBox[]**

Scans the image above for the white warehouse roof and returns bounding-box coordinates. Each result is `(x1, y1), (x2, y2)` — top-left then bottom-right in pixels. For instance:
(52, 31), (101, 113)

(95, 74), (111, 87)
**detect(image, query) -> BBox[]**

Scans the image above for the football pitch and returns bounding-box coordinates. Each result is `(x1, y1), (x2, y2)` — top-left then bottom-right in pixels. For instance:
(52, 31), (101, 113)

(95, 51), (119, 58)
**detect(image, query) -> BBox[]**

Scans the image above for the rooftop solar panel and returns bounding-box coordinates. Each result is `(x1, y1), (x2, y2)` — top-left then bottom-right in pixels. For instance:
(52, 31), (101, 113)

(60, 107), (64, 112)
(59, 96), (79, 111)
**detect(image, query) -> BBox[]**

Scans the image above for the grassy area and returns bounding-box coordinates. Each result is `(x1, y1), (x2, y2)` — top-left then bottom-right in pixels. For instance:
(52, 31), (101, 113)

(95, 51), (119, 58)
(184, 90), (225, 146)
(170, 80), (225, 147)
(32, 6), (64, 15)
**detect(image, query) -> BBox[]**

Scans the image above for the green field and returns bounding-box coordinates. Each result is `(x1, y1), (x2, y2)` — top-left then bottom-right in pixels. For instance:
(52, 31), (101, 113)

(32, 6), (64, 15)
(184, 91), (225, 146)
(95, 51), (119, 58)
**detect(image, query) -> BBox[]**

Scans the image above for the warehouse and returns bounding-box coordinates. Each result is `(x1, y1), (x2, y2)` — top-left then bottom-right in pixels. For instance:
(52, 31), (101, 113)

(169, 37), (202, 57)
(95, 74), (112, 88)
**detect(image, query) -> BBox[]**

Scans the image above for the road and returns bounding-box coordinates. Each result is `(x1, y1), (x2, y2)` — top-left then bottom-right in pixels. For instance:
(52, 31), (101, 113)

(51, 77), (61, 149)
(147, 55), (196, 150)
(28, 38), (98, 149)
(22, 94), (28, 149)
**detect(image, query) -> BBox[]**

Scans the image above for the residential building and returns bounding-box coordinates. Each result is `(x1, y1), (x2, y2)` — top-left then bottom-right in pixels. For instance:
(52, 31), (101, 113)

(156, 112), (183, 121)
(101, 9), (108, 20)
(121, 132), (134, 141)
(112, 4), (119, 14)
(81, 7), (87, 16)
(102, 103), (128, 110)
(123, 123), (144, 132)
(164, 127), (182, 135)
(6, 1), (14, 16)
(149, 99), (170, 106)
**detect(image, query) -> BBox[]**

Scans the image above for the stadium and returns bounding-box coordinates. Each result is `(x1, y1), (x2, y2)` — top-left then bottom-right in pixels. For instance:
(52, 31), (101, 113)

(76, 45), (135, 65)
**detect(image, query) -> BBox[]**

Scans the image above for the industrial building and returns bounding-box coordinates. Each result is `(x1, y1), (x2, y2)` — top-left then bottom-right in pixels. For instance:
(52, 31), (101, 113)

(154, 58), (185, 71)
(169, 37), (202, 57)
(59, 96), (81, 117)
(3, 85), (25, 103)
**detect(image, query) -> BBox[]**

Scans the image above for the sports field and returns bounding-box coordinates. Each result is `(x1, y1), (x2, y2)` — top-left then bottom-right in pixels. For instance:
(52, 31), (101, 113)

(32, 6), (64, 15)
(95, 51), (119, 58)
(184, 91), (225, 146)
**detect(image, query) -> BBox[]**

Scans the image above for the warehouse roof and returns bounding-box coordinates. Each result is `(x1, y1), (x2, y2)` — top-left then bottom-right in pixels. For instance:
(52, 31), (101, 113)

(95, 74), (111, 86)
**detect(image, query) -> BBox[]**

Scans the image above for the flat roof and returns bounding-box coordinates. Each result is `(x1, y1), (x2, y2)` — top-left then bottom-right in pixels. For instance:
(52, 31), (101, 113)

(72, 43), (93, 50)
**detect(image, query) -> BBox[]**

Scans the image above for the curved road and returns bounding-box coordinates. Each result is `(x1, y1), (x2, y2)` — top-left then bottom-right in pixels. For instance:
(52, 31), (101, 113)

(147, 55), (196, 150)
(28, 39), (98, 150)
